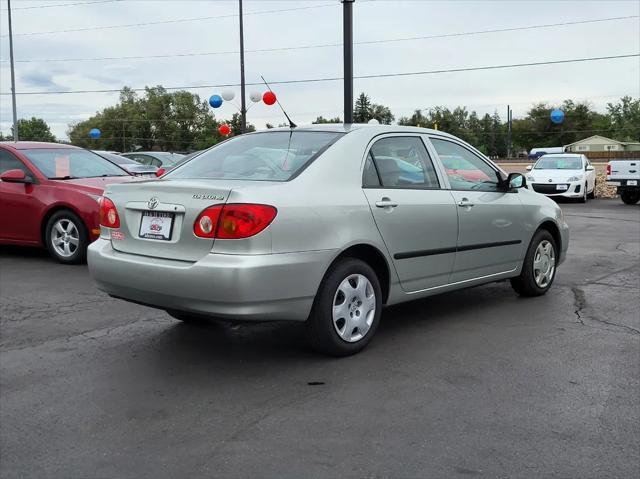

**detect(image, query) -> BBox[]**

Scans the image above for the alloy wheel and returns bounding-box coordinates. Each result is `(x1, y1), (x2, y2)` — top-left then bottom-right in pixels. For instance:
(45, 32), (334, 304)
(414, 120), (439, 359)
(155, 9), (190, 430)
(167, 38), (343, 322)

(51, 219), (80, 258)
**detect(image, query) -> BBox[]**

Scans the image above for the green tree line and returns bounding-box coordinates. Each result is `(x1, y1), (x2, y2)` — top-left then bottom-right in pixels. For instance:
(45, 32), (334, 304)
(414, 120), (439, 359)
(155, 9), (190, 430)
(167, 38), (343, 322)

(3, 89), (637, 158)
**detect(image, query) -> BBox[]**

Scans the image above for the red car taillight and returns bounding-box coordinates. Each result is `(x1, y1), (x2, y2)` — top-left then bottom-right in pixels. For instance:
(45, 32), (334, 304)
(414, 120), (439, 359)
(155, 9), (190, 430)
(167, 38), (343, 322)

(99, 197), (120, 228)
(606, 164), (611, 176)
(194, 204), (277, 239)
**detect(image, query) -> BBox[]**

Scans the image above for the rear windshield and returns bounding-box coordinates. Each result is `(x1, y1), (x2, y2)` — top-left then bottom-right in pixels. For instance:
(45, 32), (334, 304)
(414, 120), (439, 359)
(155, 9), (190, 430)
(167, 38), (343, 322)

(534, 157), (582, 170)
(22, 148), (128, 179)
(166, 131), (343, 181)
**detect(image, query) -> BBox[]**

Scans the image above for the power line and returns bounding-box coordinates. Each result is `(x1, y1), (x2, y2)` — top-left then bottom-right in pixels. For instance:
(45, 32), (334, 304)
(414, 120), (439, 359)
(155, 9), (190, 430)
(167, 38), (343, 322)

(3, 15), (637, 63)
(0, 2), (337, 37)
(0, 0), (122, 12)
(2, 54), (637, 96)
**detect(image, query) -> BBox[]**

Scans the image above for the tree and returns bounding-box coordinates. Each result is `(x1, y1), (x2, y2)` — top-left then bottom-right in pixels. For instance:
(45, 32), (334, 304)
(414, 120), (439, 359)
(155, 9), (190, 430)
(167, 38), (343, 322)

(10, 118), (56, 142)
(312, 116), (341, 124)
(607, 96), (640, 141)
(352, 93), (394, 124)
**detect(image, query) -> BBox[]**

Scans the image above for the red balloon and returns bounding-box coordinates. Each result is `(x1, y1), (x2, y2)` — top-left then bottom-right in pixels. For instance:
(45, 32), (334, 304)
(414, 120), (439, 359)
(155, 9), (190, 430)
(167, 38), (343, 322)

(218, 124), (231, 136)
(263, 91), (277, 106)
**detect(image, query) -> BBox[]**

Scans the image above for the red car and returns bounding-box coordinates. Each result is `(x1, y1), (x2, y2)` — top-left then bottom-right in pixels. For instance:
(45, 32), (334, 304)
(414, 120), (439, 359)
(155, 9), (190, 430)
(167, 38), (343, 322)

(0, 142), (136, 264)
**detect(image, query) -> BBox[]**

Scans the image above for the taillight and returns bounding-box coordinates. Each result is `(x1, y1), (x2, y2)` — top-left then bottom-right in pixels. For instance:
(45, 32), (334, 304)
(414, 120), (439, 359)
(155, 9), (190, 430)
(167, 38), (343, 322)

(99, 197), (120, 228)
(606, 164), (611, 175)
(193, 204), (277, 239)
(156, 167), (166, 177)
(193, 205), (223, 238)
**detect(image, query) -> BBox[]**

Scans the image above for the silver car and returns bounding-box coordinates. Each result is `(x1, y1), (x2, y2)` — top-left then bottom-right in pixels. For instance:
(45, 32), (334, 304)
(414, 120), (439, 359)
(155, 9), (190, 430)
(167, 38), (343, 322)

(88, 124), (569, 356)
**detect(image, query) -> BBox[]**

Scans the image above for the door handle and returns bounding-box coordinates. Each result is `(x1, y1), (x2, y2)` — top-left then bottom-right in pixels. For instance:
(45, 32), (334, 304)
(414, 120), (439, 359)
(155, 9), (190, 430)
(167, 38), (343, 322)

(457, 198), (474, 208)
(375, 197), (398, 208)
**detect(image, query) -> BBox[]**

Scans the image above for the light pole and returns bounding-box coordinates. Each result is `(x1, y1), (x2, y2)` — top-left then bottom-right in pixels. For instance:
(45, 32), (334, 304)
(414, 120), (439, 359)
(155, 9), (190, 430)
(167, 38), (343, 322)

(342, 0), (354, 124)
(7, 0), (19, 141)
(238, 0), (247, 134)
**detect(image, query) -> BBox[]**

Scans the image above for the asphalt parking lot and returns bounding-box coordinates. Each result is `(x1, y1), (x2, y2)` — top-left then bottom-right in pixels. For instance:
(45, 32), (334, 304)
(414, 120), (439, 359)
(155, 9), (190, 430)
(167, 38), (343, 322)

(1, 199), (638, 479)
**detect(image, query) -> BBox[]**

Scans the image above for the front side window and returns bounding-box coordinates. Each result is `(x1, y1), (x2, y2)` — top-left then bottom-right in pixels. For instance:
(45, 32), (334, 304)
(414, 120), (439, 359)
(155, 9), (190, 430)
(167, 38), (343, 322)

(20, 148), (128, 179)
(0, 150), (30, 176)
(430, 138), (499, 191)
(167, 131), (343, 181)
(368, 136), (439, 189)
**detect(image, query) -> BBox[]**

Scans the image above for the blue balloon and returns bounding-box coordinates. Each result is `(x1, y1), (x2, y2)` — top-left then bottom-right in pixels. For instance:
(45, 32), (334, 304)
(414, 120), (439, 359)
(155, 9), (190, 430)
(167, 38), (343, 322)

(89, 128), (101, 139)
(209, 94), (223, 108)
(550, 109), (564, 124)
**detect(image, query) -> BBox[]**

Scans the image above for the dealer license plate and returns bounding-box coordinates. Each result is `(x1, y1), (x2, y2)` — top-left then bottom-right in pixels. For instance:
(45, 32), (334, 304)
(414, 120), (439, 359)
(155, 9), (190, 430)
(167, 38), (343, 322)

(139, 211), (174, 241)
(628, 180), (637, 186)
(556, 184), (568, 191)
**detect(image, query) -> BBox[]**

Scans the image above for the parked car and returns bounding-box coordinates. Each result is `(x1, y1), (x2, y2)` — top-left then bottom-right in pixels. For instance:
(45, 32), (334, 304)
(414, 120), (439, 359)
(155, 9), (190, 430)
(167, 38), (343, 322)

(88, 125), (569, 356)
(0, 142), (137, 263)
(121, 151), (185, 169)
(94, 151), (158, 177)
(154, 150), (203, 177)
(606, 159), (640, 204)
(526, 153), (596, 202)
(528, 146), (564, 160)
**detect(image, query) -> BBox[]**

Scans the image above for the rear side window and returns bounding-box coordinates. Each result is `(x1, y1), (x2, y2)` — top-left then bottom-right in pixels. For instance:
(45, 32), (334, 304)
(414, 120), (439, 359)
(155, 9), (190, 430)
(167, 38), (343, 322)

(167, 131), (343, 181)
(368, 136), (440, 189)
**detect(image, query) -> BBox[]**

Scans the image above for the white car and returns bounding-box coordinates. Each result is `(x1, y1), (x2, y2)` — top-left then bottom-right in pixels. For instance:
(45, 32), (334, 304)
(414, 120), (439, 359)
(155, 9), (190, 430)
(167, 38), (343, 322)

(526, 154), (596, 202)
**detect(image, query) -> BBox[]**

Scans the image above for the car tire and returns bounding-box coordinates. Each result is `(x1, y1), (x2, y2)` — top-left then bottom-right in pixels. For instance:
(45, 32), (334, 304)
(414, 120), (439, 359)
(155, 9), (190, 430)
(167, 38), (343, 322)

(510, 229), (558, 297)
(578, 183), (588, 203)
(306, 258), (382, 356)
(588, 180), (596, 199)
(44, 210), (88, 264)
(621, 191), (640, 205)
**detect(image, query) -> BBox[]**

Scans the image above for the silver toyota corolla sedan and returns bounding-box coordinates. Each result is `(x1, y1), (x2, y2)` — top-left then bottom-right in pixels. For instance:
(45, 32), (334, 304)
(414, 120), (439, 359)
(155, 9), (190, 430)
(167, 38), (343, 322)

(88, 124), (569, 356)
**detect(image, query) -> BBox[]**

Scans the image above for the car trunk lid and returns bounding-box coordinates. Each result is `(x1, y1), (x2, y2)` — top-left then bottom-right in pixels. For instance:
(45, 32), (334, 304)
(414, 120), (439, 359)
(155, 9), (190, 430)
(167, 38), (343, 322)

(104, 179), (232, 261)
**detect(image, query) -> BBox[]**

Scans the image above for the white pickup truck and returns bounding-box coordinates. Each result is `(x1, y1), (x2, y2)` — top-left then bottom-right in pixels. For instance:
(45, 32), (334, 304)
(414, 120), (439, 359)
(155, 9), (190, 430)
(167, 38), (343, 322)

(607, 159), (640, 204)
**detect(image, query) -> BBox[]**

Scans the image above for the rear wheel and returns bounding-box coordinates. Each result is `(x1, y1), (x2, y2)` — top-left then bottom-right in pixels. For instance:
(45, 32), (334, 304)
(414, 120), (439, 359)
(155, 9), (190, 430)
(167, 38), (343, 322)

(621, 191), (640, 205)
(511, 229), (557, 297)
(306, 258), (382, 356)
(45, 210), (88, 264)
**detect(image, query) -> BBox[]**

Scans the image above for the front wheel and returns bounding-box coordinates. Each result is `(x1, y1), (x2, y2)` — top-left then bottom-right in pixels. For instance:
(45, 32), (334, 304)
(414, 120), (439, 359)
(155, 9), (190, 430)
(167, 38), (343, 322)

(621, 191), (640, 205)
(45, 210), (88, 264)
(511, 229), (558, 297)
(588, 180), (596, 199)
(578, 183), (588, 203)
(306, 258), (382, 356)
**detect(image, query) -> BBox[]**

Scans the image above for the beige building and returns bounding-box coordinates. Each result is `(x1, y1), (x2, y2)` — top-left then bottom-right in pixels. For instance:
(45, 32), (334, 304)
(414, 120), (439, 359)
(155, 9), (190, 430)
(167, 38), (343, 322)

(564, 135), (640, 153)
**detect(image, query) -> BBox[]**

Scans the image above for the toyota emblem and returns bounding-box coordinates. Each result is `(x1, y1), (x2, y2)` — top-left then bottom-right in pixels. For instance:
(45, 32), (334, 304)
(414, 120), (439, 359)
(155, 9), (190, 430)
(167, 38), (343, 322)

(548, 179), (552, 183)
(148, 197), (159, 209)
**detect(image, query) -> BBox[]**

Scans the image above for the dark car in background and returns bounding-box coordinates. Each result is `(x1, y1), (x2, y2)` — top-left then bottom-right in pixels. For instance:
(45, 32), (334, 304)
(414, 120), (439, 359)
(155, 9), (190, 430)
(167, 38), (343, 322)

(0, 142), (136, 264)
(94, 151), (158, 177)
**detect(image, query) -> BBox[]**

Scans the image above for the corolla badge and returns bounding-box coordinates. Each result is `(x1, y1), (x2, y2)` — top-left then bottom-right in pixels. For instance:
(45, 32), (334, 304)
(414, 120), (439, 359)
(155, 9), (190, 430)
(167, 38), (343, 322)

(192, 194), (225, 200)
(148, 197), (159, 209)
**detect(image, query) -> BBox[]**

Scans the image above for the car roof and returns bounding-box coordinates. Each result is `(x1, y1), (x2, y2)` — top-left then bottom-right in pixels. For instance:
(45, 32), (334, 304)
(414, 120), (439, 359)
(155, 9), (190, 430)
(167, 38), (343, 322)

(262, 123), (455, 137)
(0, 141), (81, 151)
(540, 153), (582, 158)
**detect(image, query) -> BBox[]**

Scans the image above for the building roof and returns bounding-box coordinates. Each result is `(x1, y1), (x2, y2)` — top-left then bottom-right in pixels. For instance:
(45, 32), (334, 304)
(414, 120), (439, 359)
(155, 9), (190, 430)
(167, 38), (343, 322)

(563, 135), (625, 148)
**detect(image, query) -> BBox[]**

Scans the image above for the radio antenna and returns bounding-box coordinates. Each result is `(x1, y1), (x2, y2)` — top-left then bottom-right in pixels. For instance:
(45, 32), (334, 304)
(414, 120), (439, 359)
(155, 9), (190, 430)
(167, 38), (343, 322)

(261, 75), (296, 128)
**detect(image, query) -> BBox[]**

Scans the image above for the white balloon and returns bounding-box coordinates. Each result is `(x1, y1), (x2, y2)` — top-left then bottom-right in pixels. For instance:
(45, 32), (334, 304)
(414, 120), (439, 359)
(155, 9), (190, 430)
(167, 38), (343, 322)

(249, 91), (262, 103)
(221, 90), (235, 101)
(368, 118), (380, 125)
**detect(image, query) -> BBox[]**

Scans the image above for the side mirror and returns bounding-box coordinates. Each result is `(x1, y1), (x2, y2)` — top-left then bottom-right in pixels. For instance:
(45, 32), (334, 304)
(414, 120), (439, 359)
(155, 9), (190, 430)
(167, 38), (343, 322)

(506, 172), (526, 189)
(586, 165), (595, 171)
(526, 165), (532, 171)
(0, 169), (32, 184)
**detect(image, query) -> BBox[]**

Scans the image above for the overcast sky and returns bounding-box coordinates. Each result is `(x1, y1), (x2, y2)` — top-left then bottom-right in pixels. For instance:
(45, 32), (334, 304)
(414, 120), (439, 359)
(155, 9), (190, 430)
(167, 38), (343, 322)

(0, 0), (639, 139)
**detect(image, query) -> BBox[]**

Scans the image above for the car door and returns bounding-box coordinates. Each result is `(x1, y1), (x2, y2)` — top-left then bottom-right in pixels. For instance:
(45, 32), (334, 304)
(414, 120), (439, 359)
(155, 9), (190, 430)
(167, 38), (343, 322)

(362, 135), (458, 292)
(0, 149), (42, 243)
(428, 137), (527, 283)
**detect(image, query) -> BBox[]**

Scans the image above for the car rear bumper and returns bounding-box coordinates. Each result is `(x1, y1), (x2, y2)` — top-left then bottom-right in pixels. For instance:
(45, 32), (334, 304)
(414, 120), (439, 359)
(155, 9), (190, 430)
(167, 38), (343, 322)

(88, 238), (335, 321)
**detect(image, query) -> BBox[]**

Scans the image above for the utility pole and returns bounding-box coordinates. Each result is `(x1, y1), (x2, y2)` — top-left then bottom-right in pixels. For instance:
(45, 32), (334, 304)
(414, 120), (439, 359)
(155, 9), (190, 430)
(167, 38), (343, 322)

(7, 0), (19, 141)
(238, 0), (247, 134)
(342, 0), (354, 124)
(507, 105), (512, 158)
